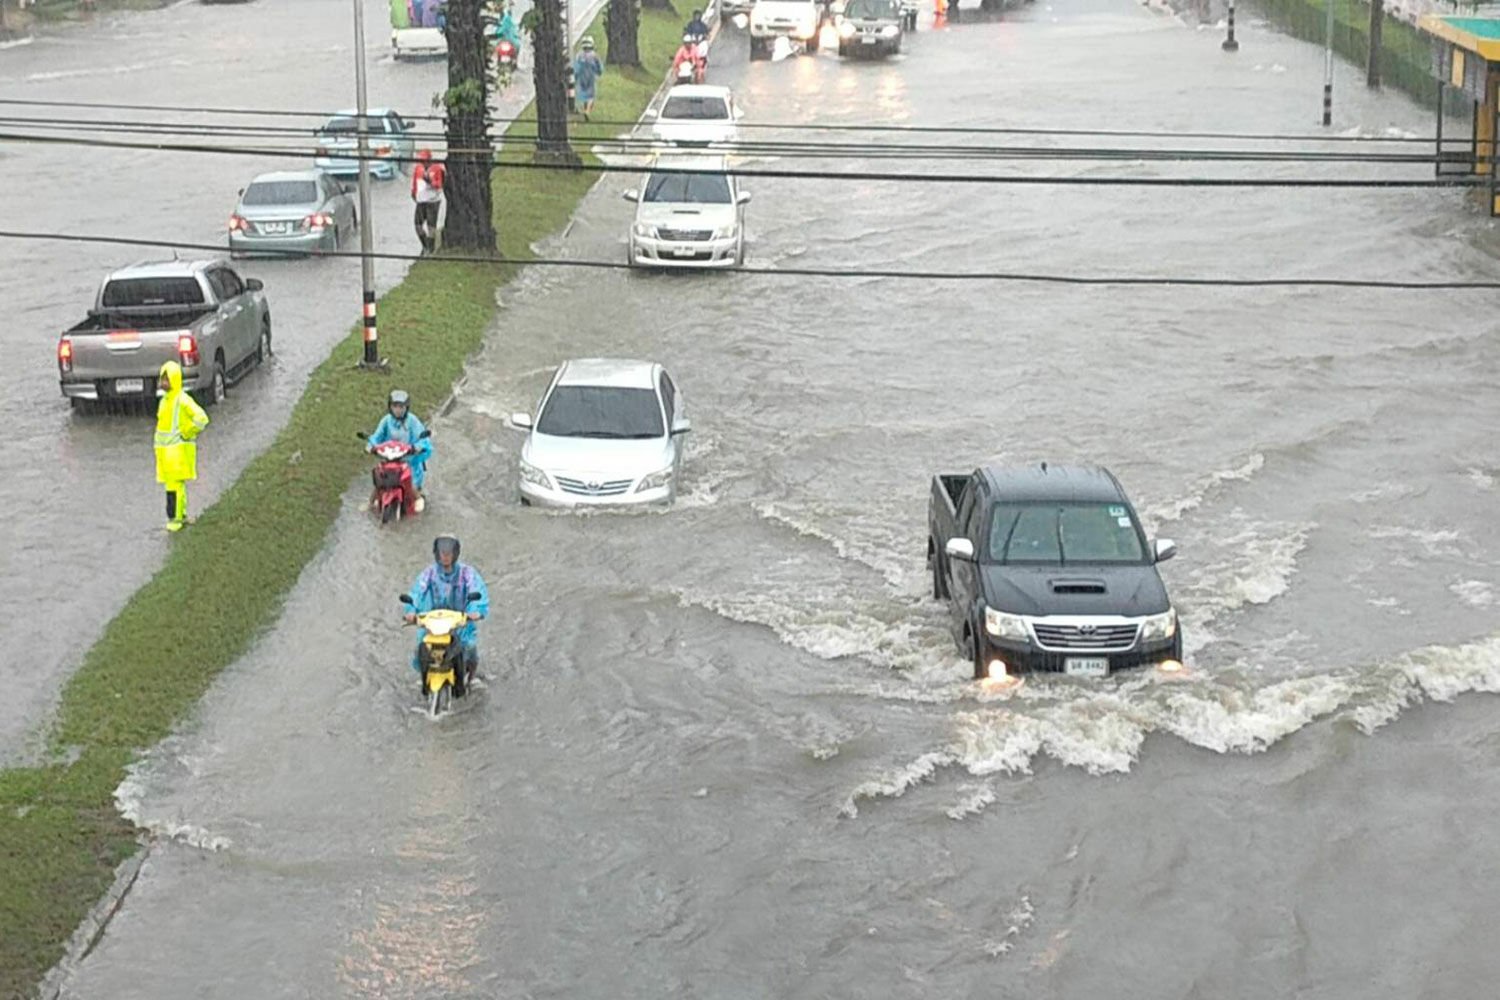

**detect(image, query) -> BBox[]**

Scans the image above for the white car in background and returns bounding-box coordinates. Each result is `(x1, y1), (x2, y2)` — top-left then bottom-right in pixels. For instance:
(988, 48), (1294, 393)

(624, 154), (751, 269)
(645, 85), (743, 148)
(510, 358), (691, 508)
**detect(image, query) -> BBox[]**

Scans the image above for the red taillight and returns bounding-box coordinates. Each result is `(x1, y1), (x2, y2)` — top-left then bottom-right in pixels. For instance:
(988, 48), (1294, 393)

(306, 212), (334, 229)
(497, 40), (515, 57)
(58, 337), (73, 373)
(177, 334), (200, 366)
(229, 214), (248, 231)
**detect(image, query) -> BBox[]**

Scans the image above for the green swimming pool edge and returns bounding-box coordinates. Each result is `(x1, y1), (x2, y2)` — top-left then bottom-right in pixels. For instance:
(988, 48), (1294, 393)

(0, 10), (682, 997)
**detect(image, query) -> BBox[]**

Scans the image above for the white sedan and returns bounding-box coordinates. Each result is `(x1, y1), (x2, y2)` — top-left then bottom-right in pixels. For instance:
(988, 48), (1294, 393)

(510, 358), (691, 508)
(645, 85), (742, 148)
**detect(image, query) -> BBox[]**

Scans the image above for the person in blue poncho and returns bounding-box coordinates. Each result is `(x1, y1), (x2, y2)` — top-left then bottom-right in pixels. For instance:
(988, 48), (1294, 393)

(403, 535), (491, 697)
(366, 389), (433, 511)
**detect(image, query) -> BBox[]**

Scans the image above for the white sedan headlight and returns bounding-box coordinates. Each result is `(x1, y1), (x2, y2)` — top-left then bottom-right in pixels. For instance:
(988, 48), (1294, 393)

(635, 467), (675, 492)
(984, 607), (1028, 641)
(518, 458), (551, 489)
(1139, 608), (1177, 642)
(633, 223), (656, 238)
(881, 24), (899, 36)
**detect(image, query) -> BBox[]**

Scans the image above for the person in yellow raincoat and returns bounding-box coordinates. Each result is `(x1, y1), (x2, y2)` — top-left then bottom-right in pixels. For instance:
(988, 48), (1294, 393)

(153, 360), (210, 532)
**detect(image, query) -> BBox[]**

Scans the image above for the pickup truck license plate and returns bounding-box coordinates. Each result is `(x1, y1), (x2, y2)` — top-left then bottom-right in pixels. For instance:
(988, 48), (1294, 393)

(671, 247), (696, 257)
(115, 378), (145, 394)
(1064, 657), (1109, 678)
(862, 35), (877, 43)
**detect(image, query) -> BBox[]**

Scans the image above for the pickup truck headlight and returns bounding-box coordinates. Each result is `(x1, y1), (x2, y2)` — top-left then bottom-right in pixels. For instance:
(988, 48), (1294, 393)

(1139, 608), (1177, 642)
(838, 20), (856, 36)
(984, 607), (1028, 641)
(712, 224), (737, 239)
(518, 459), (551, 489)
(881, 24), (899, 36)
(633, 223), (656, 238)
(635, 467), (674, 492)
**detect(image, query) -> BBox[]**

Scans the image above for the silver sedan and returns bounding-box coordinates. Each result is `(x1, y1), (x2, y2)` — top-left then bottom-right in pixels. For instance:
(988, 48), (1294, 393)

(228, 169), (358, 258)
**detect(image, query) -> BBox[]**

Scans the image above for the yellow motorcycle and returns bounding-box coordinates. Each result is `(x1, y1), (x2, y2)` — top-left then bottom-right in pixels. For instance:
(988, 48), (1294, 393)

(400, 591), (482, 717)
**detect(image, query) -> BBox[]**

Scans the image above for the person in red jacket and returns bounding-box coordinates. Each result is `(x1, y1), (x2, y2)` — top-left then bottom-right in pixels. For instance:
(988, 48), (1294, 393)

(411, 149), (446, 254)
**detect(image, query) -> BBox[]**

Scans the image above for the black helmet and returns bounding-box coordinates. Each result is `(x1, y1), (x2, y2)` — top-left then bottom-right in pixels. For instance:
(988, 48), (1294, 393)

(433, 534), (461, 561)
(389, 389), (410, 412)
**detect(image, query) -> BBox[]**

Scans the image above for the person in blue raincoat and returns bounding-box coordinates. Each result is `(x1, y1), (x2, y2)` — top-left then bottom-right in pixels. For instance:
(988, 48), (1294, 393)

(403, 535), (491, 696)
(494, 4), (522, 55)
(366, 389), (432, 510)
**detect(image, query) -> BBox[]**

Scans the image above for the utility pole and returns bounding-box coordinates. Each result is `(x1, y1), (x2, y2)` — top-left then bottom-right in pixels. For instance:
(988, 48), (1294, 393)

(1366, 0), (1383, 88)
(352, 0), (383, 368)
(1322, 0), (1334, 125)
(1222, 0), (1239, 52)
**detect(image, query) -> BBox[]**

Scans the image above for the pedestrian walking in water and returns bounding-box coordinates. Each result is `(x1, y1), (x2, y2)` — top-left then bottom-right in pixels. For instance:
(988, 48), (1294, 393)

(411, 148), (446, 254)
(572, 37), (603, 120)
(153, 360), (209, 533)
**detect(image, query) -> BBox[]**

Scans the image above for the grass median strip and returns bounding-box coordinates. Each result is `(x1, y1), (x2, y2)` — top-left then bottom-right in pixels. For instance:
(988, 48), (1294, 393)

(0, 11), (680, 996)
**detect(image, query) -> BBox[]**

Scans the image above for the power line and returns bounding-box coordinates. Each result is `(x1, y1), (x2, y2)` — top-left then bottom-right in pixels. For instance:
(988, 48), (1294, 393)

(0, 130), (1473, 187)
(0, 114), (1447, 165)
(0, 95), (1442, 144)
(5, 229), (1498, 288)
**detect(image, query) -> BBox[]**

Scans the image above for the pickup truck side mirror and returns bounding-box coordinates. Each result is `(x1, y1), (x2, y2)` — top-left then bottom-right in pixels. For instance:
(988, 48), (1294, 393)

(641, 109), (659, 120)
(670, 417), (692, 436)
(622, 189), (640, 203)
(244, 278), (264, 292)
(398, 593), (414, 604)
(509, 412), (533, 430)
(1153, 538), (1177, 563)
(736, 190), (752, 205)
(945, 538), (976, 562)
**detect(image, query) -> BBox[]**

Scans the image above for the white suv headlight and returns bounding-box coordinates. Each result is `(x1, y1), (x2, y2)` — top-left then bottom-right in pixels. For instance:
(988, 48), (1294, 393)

(518, 459), (551, 489)
(636, 467), (674, 492)
(984, 607), (1028, 641)
(1139, 608), (1177, 642)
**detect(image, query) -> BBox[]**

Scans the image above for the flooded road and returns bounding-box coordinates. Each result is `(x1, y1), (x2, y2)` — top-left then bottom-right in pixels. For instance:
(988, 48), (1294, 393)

(51, 1), (1500, 996)
(0, 0), (596, 762)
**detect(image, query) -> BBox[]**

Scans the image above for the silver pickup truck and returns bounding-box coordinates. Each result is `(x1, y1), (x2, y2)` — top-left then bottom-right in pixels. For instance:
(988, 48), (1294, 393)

(58, 259), (272, 410)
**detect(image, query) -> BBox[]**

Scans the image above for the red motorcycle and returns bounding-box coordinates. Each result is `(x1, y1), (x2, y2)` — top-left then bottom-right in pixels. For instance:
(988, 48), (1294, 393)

(359, 430), (430, 524)
(494, 38), (517, 85)
(672, 35), (707, 85)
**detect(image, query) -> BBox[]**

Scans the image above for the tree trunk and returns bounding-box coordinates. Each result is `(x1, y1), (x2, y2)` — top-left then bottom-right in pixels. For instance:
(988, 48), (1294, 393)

(440, 0), (497, 251)
(530, 0), (579, 165)
(606, 0), (641, 67)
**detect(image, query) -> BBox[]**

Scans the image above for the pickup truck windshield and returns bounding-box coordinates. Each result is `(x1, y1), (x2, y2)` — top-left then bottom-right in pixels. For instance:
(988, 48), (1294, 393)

(536, 386), (665, 439)
(846, 0), (900, 17)
(988, 503), (1145, 564)
(661, 96), (730, 120)
(100, 277), (205, 308)
(242, 181), (318, 205)
(643, 171), (732, 204)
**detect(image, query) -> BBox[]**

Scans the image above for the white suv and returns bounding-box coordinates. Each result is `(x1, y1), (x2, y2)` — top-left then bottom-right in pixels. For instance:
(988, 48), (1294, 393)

(623, 154), (751, 269)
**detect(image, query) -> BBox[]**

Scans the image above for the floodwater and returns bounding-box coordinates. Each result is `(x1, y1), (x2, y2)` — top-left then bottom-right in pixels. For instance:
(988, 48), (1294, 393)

(0, 0), (598, 762)
(43, 0), (1500, 997)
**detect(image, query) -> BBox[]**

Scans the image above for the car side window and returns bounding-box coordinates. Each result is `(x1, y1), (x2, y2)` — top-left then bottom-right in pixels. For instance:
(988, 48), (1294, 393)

(660, 373), (677, 422)
(204, 270), (229, 302)
(213, 269), (244, 300)
(386, 114), (401, 134)
(956, 481), (976, 536)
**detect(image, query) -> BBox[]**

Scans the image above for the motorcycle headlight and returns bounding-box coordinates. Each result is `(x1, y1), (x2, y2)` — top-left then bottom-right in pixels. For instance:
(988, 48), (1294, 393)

(518, 458), (551, 489)
(635, 467), (675, 492)
(1139, 608), (1178, 642)
(984, 607), (1028, 641)
(881, 23), (899, 36)
(838, 20), (856, 36)
(633, 223), (656, 239)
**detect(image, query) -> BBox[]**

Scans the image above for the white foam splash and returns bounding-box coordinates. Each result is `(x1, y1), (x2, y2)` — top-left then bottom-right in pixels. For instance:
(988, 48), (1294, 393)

(753, 500), (918, 591)
(982, 895), (1036, 956)
(840, 750), (954, 817)
(1146, 453), (1264, 524)
(946, 783), (997, 820)
(1467, 468), (1495, 491)
(1450, 580), (1496, 608)
(1368, 525), (1463, 559)
(115, 762), (232, 853)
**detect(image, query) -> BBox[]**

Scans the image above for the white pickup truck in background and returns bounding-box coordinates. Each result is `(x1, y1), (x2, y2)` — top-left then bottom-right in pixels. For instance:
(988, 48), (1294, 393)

(748, 0), (822, 59)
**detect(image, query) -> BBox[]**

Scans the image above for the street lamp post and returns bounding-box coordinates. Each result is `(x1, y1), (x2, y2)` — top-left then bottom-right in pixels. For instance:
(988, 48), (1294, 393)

(1223, 0), (1239, 52)
(352, 0), (383, 368)
(1322, 0), (1334, 125)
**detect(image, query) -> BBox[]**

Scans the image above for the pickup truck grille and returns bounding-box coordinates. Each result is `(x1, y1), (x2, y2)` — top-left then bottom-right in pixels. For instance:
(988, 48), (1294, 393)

(657, 228), (713, 242)
(555, 476), (634, 497)
(1031, 622), (1139, 651)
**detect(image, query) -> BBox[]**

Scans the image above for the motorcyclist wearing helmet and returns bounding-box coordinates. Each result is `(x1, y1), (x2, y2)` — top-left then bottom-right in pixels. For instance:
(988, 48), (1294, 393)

(367, 389), (433, 512)
(684, 9), (709, 40)
(403, 535), (491, 696)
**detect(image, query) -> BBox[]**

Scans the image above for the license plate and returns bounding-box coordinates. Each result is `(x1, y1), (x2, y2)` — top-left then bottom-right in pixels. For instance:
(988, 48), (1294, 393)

(115, 378), (145, 394)
(671, 247), (697, 257)
(862, 35), (877, 43)
(260, 222), (290, 234)
(1064, 657), (1109, 678)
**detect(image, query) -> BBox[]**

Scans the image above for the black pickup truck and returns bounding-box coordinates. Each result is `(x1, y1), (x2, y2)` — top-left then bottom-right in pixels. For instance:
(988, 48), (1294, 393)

(927, 463), (1182, 680)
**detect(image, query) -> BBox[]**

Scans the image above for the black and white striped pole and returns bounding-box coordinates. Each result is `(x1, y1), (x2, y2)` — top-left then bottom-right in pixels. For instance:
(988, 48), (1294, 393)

(352, 0), (384, 368)
(1321, 0), (1334, 125)
(1222, 0), (1239, 52)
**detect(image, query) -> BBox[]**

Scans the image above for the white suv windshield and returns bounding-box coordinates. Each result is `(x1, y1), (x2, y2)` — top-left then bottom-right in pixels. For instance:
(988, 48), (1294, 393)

(643, 171), (732, 204)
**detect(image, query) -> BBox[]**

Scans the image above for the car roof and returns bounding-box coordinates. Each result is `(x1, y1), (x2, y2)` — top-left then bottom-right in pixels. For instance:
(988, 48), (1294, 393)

(109, 258), (215, 279)
(246, 170), (327, 184)
(647, 152), (728, 174)
(662, 85), (731, 100)
(555, 358), (660, 389)
(331, 108), (396, 117)
(980, 464), (1128, 504)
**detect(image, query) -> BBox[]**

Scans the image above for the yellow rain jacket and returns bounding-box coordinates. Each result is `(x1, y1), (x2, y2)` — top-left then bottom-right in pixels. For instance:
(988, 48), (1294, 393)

(154, 361), (210, 483)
